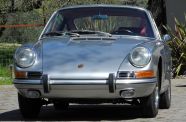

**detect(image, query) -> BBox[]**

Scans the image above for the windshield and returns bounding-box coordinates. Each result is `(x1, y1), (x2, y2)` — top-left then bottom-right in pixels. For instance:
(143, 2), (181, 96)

(43, 7), (155, 38)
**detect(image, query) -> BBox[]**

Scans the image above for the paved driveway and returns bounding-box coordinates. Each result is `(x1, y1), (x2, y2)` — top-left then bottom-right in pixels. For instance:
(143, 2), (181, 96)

(0, 79), (186, 121)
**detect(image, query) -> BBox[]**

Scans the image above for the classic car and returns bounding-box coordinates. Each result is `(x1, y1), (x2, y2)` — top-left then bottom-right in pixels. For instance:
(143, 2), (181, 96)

(13, 5), (172, 118)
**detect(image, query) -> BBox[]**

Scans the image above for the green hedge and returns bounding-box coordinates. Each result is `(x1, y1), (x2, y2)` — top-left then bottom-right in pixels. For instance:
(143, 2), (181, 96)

(165, 17), (186, 77)
(0, 43), (20, 84)
(0, 43), (21, 66)
(0, 66), (12, 85)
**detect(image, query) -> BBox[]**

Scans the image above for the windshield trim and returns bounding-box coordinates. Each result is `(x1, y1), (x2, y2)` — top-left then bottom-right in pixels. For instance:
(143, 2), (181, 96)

(40, 6), (158, 40)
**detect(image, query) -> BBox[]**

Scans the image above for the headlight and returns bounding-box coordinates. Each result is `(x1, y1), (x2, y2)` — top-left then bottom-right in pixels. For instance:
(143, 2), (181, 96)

(129, 47), (151, 67)
(15, 47), (36, 68)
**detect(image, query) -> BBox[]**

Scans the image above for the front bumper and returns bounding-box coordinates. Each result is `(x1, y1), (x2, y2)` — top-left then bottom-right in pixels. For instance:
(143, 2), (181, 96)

(14, 77), (157, 99)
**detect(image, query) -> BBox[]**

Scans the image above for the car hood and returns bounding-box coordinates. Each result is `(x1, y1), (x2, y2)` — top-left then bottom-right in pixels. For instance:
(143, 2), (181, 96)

(41, 36), (149, 79)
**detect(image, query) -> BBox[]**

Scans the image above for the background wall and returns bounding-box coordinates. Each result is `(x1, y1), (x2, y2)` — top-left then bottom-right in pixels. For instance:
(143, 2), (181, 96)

(166, 0), (186, 30)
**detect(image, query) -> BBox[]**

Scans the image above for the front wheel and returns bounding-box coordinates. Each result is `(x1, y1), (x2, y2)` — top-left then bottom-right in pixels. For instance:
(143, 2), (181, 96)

(18, 93), (42, 119)
(159, 82), (171, 109)
(141, 83), (159, 118)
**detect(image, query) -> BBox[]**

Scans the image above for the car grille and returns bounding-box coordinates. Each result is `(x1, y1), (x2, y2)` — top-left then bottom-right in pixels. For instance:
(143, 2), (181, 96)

(27, 72), (42, 79)
(118, 71), (135, 79)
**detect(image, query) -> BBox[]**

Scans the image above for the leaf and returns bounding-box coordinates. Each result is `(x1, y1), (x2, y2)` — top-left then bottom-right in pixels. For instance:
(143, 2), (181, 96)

(168, 17), (186, 77)
(178, 53), (184, 61)
(175, 17), (181, 26)
(176, 63), (183, 77)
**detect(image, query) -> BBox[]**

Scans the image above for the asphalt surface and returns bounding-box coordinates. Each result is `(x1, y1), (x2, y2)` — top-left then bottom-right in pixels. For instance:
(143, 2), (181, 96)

(0, 79), (186, 122)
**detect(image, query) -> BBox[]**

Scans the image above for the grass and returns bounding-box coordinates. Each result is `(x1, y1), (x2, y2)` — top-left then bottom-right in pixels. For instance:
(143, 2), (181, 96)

(0, 78), (12, 85)
(0, 66), (13, 85)
(0, 43), (21, 48)
(0, 43), (20, 85)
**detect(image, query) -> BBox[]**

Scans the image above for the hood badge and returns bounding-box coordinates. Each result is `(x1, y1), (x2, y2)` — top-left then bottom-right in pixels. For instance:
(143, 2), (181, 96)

(78, 64), (84, 68)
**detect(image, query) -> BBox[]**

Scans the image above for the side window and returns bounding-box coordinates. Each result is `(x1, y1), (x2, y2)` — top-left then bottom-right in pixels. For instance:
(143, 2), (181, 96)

(51, 14), (65, 32)
(149, 12), (160, 38)
(45, 13), (67, 33)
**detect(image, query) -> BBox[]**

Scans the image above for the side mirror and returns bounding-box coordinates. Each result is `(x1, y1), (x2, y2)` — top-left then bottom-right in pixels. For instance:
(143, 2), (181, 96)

(162, 34), (171, 42)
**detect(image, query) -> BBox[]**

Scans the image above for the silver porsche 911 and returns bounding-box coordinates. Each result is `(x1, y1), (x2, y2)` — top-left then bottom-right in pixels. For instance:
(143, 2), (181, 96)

(13, 5), (172, 118)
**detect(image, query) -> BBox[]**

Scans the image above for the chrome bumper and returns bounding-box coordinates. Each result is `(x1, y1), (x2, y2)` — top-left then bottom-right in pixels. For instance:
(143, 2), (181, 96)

(14, 77), (157, 99)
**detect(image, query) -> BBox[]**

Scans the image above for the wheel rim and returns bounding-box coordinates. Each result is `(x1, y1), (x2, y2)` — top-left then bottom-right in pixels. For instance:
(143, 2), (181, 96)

(154, 85), (159, 109)
(167, 85), (171, 101)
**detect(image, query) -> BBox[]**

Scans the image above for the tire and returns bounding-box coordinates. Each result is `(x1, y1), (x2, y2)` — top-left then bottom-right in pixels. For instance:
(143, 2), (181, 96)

(159, 81), (171, 109)
(53, 101), (69, 111)
(18, 93), (42, 119)
(141, 68), (160, 118)
(142, 83), (159, 118)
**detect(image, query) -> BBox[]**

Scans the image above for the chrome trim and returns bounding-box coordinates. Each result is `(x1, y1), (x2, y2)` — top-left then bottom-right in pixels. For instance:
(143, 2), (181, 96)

(13, 79), (41, 84)
(116, 78), (157, 84)
(14, 78), (157, 98)
(49, 79), (107, 85)
(14, 78), (157, 85)
(50, 78), (108, 80)
(117, 71), (135, 79)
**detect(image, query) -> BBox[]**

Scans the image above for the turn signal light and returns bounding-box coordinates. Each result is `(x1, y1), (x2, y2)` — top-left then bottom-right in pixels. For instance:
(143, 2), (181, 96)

(135, 70), (155, 79)
(14, 71), (27, 79)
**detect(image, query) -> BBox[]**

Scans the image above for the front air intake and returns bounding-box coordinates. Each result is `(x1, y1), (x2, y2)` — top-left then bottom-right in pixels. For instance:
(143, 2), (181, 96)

(27, 72), (42, 79)
(118, 71), (135, 79)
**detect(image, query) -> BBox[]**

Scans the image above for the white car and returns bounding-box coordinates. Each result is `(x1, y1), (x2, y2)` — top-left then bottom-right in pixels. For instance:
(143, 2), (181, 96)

(13, 5), (172, 118)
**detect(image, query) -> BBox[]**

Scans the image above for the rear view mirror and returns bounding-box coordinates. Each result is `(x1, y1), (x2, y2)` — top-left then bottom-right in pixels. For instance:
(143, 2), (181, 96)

(162, 34), (171, 42)
(92, 14), (108, 20)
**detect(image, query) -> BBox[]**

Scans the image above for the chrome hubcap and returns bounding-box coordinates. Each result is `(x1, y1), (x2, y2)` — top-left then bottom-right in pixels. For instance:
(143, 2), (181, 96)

(167, 85), (171, 101)
(154, 85), (159, 108)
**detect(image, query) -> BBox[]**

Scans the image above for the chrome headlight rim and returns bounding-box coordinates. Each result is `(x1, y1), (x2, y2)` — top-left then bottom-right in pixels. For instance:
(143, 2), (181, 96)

(15, 47), (36, 68)
(129, 47), (151, 67)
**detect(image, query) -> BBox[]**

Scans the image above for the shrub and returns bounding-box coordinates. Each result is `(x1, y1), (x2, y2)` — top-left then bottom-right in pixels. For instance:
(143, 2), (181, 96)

(165, 16), (186, 77)
(0, 43), (20, 84)
(0, 43), (20, 66)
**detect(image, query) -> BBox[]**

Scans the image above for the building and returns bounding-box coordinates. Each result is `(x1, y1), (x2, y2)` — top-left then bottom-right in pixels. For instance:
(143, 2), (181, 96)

(165, 0), (186, 30)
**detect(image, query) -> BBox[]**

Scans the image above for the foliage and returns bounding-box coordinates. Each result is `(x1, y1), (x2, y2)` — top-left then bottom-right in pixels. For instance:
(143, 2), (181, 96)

(0, 66), (12, 85)
(0, 43), (18, 85)
(0, 9), (44, 43)
(0, 0), (11, 13)
(0, 78), (12, 85)
(165, 16), (186, 77)
(0, 43), (20, 66)
(0, 0), (148, 44)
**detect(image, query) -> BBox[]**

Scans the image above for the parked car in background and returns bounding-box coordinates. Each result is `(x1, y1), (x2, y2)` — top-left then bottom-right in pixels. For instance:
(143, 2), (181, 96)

(13, 5), (172, 118)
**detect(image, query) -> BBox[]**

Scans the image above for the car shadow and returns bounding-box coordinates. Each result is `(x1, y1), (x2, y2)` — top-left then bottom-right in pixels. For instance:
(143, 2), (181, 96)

(176, 85), (186, 87)
(0, 104), (144, 121)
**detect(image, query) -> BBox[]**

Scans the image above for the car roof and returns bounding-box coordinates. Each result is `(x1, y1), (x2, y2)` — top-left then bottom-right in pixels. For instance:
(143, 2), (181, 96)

(58, 4), (148, 12)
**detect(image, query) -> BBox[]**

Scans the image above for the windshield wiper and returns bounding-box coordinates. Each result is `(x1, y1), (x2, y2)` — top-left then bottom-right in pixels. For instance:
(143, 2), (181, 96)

(70, 30), (112, 37)
(42, 31), (63, 37)
(42, 31), (80, 37)
(65, 32), (80, 37)
(42, 30), (111, 38)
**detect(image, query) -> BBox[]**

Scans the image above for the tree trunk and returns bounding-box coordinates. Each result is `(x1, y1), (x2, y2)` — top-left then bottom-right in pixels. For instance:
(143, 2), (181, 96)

(147, 0), (167, 34)
(11, 0), (15, 12)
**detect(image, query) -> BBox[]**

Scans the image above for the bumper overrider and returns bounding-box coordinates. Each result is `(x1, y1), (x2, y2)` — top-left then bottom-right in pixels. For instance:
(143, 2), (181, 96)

(14, 70), (157, 99)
